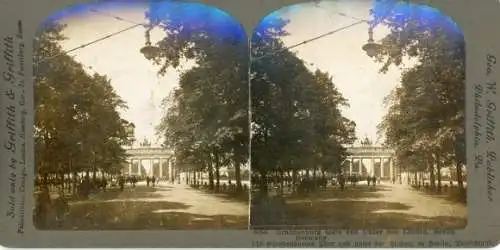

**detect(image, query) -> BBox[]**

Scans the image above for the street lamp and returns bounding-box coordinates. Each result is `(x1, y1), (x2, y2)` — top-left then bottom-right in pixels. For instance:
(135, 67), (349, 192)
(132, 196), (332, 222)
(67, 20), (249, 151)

(140, 27), (161, 60)
(124, 122), (135, 148)
(361, 25), (383, 57)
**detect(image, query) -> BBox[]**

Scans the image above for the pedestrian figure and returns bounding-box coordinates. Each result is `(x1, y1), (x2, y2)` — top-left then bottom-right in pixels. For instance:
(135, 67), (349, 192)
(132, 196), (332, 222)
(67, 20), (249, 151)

(102, 177), (108, 190)
(367, 176), (371, 186)
(53, 190), (69, 228)
(372, 176), (377, 186)
(152, 176), (156, 187)
(118, 175), (125, 191)
(146, 176), (150, 187)
(79, 177), (91, 199)
(35, 186), (51, 229)
(339, 175), (345, 190)
(131, 176), (137, 188)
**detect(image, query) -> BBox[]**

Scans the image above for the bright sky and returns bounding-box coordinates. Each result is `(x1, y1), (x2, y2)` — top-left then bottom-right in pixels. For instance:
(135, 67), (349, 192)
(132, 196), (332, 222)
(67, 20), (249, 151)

(56, 4), (175, 146)
(52, 0), (410, 147)
(276, 0), (409, 145)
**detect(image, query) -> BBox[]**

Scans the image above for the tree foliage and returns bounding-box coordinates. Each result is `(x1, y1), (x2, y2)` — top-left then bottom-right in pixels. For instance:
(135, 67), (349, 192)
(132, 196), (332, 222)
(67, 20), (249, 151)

(146, 3), (356, 194)
(35, 22), (132, 181)
(250, 17), (356, 192)
(372, 2), (466, 191)
(147, 3), (249, 191)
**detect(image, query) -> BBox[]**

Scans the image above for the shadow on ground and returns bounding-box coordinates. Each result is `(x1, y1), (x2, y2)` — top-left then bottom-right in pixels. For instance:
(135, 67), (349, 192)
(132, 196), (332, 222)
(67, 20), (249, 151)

(37, 199), (248, 230)
(191, 188), (250, 204)
(250, 185), (467, 229)
(285, 185), (387, 200)
(63, 186), (172, 202)
(418, 187), (467, 204)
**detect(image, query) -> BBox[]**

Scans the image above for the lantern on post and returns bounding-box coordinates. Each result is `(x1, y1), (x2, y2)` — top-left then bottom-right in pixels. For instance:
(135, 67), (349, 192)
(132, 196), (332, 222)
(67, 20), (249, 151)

(361, 24), (383, 58)
(140, 26), (161, 60)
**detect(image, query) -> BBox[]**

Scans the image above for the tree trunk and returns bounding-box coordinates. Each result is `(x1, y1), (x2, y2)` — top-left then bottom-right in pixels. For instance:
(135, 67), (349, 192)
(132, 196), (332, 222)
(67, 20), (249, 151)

(292, 169), (298, 193)
(417, 172), (421, 188)
(429, 160), (436, 190)
(60, 173), (65, 194)
(55, 172), (60, 191)
(72, 171), (78, 195)
(92, 164), (97, 182)
(456, 162), (465, 200)
(42, 173), (48, 187)
(208, 164), (215, 191)
(234, 159), (242, 193)
(215, 167), (220, 192)
(260, 171), (268, 195)
(436, 156), (442, 192)
(456, 162), (464, 189)
(193, 169), (197, 186)
(279, 168), (284, 195)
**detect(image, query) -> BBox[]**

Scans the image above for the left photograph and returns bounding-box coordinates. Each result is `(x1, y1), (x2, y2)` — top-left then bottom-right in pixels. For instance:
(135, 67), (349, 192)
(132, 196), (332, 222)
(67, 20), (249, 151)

(33, 1), (250, 230)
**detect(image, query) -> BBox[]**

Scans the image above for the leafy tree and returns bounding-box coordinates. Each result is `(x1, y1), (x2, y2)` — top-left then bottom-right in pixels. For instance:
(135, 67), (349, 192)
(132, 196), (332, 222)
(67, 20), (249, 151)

(34, 22), (132, 192)
(371, 2), (465, 195)
(148, 3), (249, 192)
(250, 17), (356, 194)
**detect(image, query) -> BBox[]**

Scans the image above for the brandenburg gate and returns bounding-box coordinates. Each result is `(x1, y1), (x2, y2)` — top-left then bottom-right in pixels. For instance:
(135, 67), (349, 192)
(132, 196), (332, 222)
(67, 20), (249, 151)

(345, 146), (395, 180)
(124, 146), (176, 181)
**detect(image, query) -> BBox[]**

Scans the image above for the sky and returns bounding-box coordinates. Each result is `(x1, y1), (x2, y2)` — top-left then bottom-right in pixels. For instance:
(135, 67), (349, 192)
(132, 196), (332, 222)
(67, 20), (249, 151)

(45, 0), (420, 147)
(51, 2), (175, 146)
(275, 0), (408, 145)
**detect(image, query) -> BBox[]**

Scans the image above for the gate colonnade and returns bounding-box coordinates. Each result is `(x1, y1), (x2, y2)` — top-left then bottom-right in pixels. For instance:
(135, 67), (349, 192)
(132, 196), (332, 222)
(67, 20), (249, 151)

(345, 146), (396, 180)
(124, 147), (176, 181)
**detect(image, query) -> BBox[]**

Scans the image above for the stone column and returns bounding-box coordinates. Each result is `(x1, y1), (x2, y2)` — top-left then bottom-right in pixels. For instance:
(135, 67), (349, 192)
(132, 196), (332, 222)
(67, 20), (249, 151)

(168, 159), (173, 182)
(138, 159), (142, 176)
(371, 158), (375, 176)
(349, 158), (353, 175)
(389, 158), (394, 180)
(129, 160), (132, 175)
(359, 158), (362, 175)
(380, 158), (384, 178)
(159, 158), (163, 177)
(151, 158), (155, 176)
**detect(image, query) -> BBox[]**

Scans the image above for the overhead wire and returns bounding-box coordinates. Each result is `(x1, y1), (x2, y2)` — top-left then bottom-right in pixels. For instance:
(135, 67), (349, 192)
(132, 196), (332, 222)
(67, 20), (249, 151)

(252, 19), (368, 61)
(37, 23), (143, 64)
(251, 8), (371, 61)
(38, 7), (373, 63)
(36, 8), (158, 63)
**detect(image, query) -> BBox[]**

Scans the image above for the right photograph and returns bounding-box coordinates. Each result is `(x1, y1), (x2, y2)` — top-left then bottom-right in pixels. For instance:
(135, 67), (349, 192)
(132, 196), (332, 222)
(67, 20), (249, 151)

(249, 0), (467, 229)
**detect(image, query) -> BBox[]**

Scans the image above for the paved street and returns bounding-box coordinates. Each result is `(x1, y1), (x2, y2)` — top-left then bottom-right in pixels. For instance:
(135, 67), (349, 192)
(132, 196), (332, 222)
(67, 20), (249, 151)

(39, 180), (467, 230)
(251, 182), (467, 229)
(44, 181), (249, 230)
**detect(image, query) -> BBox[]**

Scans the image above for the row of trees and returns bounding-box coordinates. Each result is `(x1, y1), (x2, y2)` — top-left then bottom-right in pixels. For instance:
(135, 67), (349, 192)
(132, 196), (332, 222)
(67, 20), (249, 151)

(373, 3), (466, 195)
(33, 2), (464, 199)
(35, 22), (134, 193)
(250, 19), (357, 194)
(147, 4), (249, 193)
(145, 4), (357, 195)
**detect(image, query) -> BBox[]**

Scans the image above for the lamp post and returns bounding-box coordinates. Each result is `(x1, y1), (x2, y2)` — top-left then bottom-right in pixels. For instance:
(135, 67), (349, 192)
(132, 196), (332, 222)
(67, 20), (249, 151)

(140, 27), (161, 60)
(361, 2), (402, 58)
(361, 24), (383, 58)
(125, 122), (135, 149)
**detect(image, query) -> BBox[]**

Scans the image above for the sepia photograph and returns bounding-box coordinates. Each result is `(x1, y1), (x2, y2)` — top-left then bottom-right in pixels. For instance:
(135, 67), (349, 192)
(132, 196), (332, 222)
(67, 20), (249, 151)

(250, 0), (467, 229)
(33, 1), (250, 230)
